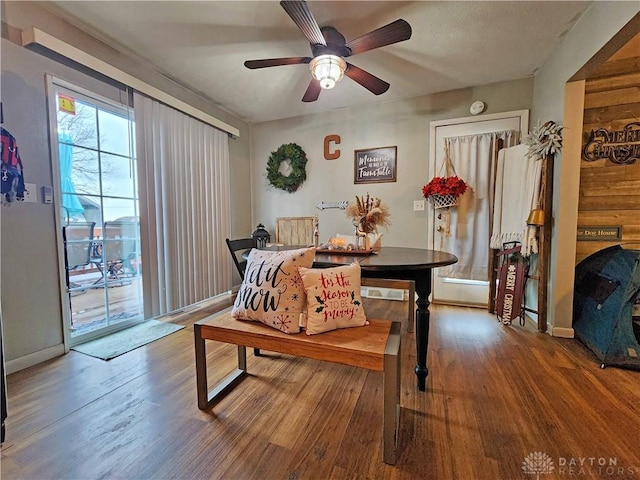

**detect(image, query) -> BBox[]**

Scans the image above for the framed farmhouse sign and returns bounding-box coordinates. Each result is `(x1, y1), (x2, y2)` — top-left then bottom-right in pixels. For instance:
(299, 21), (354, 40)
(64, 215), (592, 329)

(354, 146), (397, 184)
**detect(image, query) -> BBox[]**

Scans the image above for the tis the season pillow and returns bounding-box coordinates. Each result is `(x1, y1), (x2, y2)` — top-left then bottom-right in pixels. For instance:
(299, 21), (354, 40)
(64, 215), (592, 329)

(298, 262), (368, 335)
(231, 247), (315, 333)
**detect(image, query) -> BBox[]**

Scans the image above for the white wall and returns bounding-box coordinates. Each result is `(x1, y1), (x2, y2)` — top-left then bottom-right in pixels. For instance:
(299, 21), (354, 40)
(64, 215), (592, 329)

(251, 78), (533, 249)
(531, 3), (639, 335)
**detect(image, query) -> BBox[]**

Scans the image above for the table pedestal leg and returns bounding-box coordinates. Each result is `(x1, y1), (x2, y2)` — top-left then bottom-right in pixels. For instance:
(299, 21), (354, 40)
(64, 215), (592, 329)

(414, 275), (432, 391)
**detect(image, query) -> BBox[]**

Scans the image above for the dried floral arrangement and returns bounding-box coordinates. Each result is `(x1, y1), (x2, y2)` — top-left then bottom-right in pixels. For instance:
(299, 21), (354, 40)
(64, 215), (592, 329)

(422, 175), (468, 199)
(523, 120), (563, 158)
(345, 194), (391, 234)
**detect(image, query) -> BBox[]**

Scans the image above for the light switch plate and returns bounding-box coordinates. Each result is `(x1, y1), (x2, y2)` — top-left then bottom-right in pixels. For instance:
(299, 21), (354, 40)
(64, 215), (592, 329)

(23, 183), (37, 203)
(413, 200), (425, 211)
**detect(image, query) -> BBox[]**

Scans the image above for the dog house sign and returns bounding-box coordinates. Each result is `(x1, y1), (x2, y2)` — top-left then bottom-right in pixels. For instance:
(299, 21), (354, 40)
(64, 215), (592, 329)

(577, 226), (622, 242)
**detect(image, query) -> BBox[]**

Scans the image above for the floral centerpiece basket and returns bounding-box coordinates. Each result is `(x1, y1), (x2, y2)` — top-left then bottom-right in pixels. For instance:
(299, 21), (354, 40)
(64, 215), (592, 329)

(422, 144), (468, 209)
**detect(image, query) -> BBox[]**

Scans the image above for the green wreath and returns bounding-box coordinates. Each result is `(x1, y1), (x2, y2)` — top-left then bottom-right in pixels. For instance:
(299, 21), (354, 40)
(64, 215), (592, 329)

(266, 143), (308, 193)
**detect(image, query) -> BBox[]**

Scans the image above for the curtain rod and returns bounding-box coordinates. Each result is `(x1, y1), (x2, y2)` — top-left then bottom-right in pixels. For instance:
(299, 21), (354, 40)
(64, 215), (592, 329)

(21, 27), (240, 138)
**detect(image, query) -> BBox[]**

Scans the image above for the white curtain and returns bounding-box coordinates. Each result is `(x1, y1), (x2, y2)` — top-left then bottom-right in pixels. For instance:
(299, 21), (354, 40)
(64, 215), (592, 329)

(134, 92), (232, 316)
(438, 130), (518, 281)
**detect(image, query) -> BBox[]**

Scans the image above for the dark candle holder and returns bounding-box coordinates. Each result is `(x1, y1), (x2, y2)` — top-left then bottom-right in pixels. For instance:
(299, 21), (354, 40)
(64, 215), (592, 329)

(252, 223), (271, 249)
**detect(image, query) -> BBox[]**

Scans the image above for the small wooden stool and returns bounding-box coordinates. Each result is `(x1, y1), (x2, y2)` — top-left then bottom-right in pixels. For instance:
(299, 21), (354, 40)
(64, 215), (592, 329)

(194, 310), (402, 464)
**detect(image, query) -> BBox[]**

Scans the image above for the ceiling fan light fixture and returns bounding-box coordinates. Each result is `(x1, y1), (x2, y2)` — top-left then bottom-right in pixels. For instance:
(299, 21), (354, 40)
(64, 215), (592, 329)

(310, 54), (346, 90)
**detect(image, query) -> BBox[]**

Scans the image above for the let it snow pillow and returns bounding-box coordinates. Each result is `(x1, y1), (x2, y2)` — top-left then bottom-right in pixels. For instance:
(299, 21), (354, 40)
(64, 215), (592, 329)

(231, 247), (315, 333)
(298, 262), (368, 335)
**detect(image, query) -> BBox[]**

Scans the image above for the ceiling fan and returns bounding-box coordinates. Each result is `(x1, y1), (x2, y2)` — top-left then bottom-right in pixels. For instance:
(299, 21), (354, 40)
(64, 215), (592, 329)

(244, 0), (412, 102)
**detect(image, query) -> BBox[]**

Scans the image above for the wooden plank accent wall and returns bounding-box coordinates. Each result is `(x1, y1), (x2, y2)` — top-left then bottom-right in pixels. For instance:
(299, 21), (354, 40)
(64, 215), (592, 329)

(577, 65), (640, 264)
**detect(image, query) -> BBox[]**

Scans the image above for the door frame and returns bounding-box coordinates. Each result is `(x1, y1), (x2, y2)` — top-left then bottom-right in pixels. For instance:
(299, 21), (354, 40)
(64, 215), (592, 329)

(428, 109), (529, 305)
(46, 75), (142, 351)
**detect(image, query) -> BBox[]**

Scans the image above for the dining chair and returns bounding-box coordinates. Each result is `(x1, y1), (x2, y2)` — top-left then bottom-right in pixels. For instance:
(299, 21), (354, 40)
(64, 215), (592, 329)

(275, 216), (317, 246)
(225, 237), (262, 357)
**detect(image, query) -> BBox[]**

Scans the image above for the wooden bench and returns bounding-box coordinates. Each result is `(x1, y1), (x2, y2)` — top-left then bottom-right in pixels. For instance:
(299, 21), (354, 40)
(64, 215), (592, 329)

(194, 310), (402, 464)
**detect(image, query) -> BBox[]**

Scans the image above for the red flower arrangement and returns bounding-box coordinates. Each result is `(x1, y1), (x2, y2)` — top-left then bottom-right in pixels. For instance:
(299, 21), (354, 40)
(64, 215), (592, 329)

(422, 176), (468, 199)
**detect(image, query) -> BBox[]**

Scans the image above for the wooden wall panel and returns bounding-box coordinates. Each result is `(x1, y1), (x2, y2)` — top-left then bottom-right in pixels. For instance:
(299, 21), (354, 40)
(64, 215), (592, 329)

(584, 87), (640, 108)
(623, 225), (640, 240)
(578, 209), (640, 225)
(583, 102), (640, 124)
(585, 71), (640, 93)
(578, 195), (640, 211)
(589, 57), (640, 79)
(577, 57), (640, 263)
(580, 180), (640, 196)
(579, 164), (640, 181)
(583, 115), (640, 136)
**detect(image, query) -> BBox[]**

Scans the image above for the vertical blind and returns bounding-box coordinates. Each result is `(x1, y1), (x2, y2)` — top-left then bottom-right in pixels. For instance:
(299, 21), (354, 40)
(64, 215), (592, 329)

(134, 93), (232, 316)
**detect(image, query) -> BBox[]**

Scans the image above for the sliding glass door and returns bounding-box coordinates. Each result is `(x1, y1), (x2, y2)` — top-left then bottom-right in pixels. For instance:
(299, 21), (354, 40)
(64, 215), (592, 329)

(49, 78), (144, 346)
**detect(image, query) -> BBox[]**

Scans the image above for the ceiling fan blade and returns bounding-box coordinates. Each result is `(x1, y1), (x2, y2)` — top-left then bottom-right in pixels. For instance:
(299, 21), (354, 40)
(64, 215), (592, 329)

(244, 57), (311, 69)
(344, 63), (390, 95)
(345, 19), (412, 56)
(302, 79), (321, 102)
(280, 1), (326, 46)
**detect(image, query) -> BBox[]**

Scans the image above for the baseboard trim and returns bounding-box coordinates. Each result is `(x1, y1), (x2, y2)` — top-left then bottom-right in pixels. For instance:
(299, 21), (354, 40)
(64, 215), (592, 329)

(551, 326), (574, 338)
(6, 344), (65, 374)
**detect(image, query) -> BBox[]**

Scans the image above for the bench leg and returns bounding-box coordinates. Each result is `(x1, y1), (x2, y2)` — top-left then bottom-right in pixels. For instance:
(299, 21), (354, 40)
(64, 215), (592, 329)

(383, 321), (402, 465)
(194, 324), (248, 410)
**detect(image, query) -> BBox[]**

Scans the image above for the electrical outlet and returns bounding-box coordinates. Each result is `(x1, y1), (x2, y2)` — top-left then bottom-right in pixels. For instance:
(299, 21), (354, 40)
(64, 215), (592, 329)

(413, 200), (425, 211)
(23, 183), (37, 203)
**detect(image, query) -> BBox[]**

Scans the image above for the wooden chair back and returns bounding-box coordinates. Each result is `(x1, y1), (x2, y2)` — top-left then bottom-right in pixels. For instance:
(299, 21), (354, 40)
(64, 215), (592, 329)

(275, 216), (316, 246)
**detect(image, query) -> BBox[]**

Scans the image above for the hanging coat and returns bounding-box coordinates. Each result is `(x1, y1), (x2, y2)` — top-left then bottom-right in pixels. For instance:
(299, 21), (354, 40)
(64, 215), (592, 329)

(1, 126), (25, 202)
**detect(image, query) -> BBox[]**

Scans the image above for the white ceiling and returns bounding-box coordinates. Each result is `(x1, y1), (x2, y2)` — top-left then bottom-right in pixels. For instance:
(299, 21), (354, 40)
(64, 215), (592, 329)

(49, 1), (591, 124)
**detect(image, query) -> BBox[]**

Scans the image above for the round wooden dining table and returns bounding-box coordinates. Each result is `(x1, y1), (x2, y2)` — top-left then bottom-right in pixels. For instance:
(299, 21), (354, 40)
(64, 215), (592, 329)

(259, 246), (458, 391)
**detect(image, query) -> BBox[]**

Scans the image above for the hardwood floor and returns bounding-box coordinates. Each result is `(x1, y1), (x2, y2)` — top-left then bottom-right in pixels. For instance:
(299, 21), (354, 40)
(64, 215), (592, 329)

(2, 295), (639, 479)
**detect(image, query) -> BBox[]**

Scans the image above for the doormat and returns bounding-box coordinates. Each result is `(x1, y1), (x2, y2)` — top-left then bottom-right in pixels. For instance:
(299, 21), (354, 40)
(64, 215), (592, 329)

(71, 320), (184, 360)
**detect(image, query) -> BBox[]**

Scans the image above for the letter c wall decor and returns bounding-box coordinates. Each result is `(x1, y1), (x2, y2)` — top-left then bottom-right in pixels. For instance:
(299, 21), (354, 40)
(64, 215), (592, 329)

(324, 135), (341, 160)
